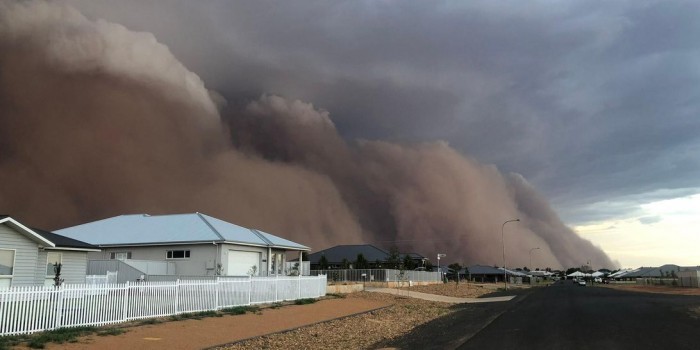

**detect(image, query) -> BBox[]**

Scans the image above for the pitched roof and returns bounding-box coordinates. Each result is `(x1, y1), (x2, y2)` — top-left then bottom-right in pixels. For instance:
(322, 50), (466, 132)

(55, 213), (309, 250)
(467, 265), (505, 275)
(31, 228), (99, 250)
(306, 244), (390, 264)
(618, 264), (680, 278)
(1, 216), (97, 251)
(0, 216), (55, 247)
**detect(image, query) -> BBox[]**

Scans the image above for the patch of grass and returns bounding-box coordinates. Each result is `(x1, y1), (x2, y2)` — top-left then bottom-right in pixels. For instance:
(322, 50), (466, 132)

(294, 298), (317, 305)
(96, 328), (126, 336)
(138, 318), (161, 325)
(0, 335), (28, 350)
(221, 306), (259, 315)
(325, 293), (346, 298)
(269, 302), (284, 309)
(27, 326), (96, 349)
(169, 310), (220, 321)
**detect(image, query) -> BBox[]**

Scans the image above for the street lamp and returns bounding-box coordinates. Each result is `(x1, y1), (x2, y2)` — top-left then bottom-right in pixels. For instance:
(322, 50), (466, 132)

(437, 254), (446, 281)
(529, 247), (540, 271)
(502, 219), (520, 290)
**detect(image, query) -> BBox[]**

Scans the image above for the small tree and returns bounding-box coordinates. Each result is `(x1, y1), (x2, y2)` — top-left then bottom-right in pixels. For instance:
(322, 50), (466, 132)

(448, 263), (462, 283)
(53, 263), (64, 288)
(425, 261), (434, 272)
(402, 254), (416, 270)
(341, 258), (350, 269)
(319, 255), (329, 270)
(387, 246), (401, 269)
(355, 253), (369, 269)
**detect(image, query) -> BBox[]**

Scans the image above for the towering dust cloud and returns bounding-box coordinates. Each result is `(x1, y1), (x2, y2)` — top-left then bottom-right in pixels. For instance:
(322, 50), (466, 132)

(0, 1), (616, 269)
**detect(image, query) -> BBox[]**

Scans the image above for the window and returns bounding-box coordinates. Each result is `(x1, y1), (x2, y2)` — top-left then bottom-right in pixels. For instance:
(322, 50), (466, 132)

(46, 252), (62, 276)
(0, 249), (14, 276)
(109, 252), (132, 260)
(166, 250), (190, 259)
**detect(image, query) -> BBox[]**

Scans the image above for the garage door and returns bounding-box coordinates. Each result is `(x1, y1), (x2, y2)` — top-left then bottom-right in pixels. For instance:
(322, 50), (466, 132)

(227, 250), (261, 276)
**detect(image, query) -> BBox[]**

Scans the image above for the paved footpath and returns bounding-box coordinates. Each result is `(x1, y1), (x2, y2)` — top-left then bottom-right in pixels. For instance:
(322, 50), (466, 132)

(367, 287), (515, 303)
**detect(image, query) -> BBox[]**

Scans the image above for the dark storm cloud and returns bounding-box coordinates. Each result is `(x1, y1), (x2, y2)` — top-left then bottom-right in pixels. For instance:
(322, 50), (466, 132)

(0, 0), (622, 269)
(6, 0), (700, 267)
(67, 1), (700, 228)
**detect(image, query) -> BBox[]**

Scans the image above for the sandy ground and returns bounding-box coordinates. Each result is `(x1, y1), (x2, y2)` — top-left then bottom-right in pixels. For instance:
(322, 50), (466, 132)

(35, 297), (388, 350)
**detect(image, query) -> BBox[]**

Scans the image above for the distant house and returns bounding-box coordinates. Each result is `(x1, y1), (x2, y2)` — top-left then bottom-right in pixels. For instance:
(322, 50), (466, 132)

(56, 213), (310, 277)
(466, 265), (525, 283)
(304, 244), (425, 270)
(612, 264), (681, 280)
(0, 216), (99, 289)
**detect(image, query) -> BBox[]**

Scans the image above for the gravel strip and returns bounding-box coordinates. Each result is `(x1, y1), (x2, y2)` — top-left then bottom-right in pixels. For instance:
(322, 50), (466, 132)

(218, 291), (453, 350)
(397, 282), (501, 298)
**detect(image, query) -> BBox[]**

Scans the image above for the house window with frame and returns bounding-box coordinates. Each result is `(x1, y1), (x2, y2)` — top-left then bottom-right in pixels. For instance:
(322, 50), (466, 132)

(46, 252), (62, 276)
(0, 249), (14, 276)
(109, 252), (132, 260)
(166, 250), (190, 259)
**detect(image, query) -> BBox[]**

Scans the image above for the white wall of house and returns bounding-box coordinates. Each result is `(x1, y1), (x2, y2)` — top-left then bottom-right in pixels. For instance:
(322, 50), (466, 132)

(0, 224), (40, 287)
(37, 250), (89, 285)
(87, 243), (295, 277)
(91, 244), (220, 276)
(0, 224), (89, 287)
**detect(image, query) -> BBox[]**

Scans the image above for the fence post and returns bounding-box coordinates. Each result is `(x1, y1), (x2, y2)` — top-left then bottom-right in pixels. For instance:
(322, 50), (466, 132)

(215, 277), (220, 310)
(275, 275), (278, 302)
(175, 279), (180, 314)
(54, 286), (65, 330)
(248, 276), (252, 305)
(122, 281), (129, 322)
(298, 274), (301, 300)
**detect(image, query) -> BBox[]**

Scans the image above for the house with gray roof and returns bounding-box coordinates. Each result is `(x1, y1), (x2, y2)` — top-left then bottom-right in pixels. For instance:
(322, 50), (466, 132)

(304, 244), (425, 270)
(1, 216), (99, 289)
(56, 213), (310, 277)
(466, 264), (525, 283)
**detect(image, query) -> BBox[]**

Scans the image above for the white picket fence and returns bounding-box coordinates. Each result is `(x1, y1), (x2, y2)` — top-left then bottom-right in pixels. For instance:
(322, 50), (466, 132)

(0, 275), (327, 336)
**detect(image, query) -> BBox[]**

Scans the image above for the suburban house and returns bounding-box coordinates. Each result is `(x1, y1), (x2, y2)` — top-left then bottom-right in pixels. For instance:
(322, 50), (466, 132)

(55, 213), (310, 278)
(0, 216), (100, 289)
(610, 264), (682, 281)
(465, 265), (526, 283)
(304, 244), (426, 270)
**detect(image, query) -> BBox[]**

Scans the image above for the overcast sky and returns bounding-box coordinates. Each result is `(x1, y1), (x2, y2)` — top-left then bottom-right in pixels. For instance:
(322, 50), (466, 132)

(67, 0), (700, 267)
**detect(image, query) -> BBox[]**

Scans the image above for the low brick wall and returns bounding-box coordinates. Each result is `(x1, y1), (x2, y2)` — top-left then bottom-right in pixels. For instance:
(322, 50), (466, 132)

(327, 283), (364, 294)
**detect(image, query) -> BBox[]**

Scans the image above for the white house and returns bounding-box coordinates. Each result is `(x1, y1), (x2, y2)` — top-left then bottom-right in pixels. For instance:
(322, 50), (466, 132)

(0, 216), (100, 289)
(56, 213), (310, 277)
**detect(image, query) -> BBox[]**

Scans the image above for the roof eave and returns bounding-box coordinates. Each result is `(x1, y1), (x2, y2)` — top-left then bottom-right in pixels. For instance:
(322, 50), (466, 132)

(44, 247), (102, 252)
(0, 217), (56, 247)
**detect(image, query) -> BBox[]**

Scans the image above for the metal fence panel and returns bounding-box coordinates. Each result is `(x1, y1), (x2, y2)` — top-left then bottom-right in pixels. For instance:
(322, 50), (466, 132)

(0, 275), (326, 336)
(310, 269), (439, 283)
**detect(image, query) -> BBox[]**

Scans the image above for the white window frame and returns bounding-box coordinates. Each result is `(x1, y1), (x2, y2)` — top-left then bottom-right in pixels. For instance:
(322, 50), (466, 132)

(0, 248), (16, 277)
(0, 249), (16, 289)
(166, 250), (191, 260)
(46, 251), (63, 276)
(110, 252), (132, 260)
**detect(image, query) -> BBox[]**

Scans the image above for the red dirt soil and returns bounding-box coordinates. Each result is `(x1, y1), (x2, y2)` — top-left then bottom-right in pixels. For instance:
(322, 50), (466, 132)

(37, 297), (389, 350)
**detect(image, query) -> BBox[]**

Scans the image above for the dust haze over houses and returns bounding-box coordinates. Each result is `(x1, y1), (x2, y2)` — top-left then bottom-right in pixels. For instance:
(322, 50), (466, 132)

(3, 1), (700, 269)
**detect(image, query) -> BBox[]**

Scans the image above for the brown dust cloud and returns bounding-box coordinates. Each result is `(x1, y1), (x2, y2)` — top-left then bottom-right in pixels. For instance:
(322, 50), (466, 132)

(0, 1), (616, 269)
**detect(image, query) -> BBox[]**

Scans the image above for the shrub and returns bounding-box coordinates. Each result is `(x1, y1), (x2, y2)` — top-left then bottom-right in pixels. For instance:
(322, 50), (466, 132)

(294, 298), (317, 305)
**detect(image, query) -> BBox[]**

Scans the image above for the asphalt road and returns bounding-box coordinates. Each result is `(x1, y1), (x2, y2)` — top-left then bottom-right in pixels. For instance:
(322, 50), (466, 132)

(383, 281), (700, 350)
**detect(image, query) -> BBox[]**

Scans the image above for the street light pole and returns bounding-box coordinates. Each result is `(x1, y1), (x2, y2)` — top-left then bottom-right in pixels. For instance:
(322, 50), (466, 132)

(502, 219), (520, 290)
(529, 247), (540, 271)
(437, 253), (446, 282)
